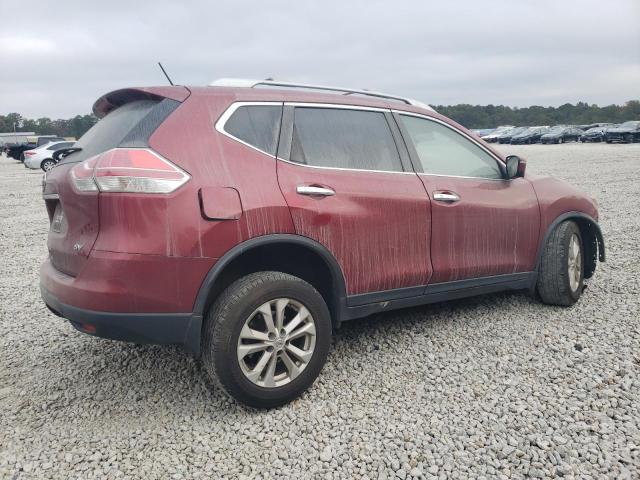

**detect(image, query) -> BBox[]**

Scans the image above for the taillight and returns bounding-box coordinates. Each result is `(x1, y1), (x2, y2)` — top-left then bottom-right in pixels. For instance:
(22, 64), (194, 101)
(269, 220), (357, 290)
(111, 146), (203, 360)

(25, 151), (36, 156)
(70, 149), (190, 194)
(70, 157), (99, 192)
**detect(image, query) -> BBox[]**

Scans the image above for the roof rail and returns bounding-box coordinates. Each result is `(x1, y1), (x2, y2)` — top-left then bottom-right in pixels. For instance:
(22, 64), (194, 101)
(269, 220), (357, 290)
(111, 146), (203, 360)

(209, 78), (435, 112)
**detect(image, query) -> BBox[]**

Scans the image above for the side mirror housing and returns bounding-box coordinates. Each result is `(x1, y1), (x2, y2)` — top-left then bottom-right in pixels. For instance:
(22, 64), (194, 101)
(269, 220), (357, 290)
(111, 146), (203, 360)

(506, 155), (526, 179)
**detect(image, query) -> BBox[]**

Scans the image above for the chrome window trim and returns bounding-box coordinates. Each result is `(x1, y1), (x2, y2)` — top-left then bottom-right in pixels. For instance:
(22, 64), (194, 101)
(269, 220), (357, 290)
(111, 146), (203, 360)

(393, 110), (507, 175)
(214, 101), (283, 158)
(215, 101), (507, 179)
(277, 157), (416, 175)
(216, 101), (415, 175)
(417, 172), (508, 182)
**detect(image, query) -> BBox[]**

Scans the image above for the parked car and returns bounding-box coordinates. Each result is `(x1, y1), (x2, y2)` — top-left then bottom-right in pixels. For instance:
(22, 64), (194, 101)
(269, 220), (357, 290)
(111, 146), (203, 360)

(498, 126), (528, 144)
(578, 123), (611, 131)
(7, 136), (67, 161)
(580, 125), (612, 143)
(605, 121), (640, 143)
(540, 126), (584, 144)
(40, 80), (605, 408)
(510, 126), (549, 144)
(481, 125), (514, 143)
(23, 141), (76, 171)
(471, 128), (495, 138)
(2, 142), (18, 155)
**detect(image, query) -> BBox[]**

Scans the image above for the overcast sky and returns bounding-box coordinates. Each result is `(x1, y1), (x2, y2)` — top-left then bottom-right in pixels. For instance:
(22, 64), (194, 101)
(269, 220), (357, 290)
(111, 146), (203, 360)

(1, 0), (638, 119)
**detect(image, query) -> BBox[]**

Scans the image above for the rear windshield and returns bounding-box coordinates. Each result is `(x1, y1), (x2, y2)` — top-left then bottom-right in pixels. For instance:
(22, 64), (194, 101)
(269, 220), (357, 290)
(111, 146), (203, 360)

(59, 98), (177, 164)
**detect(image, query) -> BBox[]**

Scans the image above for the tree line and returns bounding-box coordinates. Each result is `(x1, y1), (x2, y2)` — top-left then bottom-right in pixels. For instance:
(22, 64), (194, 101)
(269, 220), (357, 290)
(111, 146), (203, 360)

(435, 100), (640, 129)
(0, 113), (98, 140)
(1, 100), (639, 138)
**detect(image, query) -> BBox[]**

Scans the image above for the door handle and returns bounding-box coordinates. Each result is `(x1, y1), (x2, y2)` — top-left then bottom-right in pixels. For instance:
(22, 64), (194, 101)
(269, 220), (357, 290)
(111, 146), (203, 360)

(296, 185), (335, 197)
(433, 190), (460, 203)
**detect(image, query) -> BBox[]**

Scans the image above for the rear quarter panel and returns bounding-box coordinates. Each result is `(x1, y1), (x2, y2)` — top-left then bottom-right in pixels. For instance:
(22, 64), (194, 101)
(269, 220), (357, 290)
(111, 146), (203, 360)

(141, 90), (295, 259)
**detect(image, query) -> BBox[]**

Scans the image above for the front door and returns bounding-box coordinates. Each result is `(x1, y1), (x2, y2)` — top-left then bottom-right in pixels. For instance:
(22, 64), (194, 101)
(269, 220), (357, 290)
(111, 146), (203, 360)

(395, 112), (540, 283)
(276, 104), (433, 296)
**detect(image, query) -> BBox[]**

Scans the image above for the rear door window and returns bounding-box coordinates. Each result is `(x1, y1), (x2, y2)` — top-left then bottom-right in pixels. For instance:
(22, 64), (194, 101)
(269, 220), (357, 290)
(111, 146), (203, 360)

(290, 107), (403, 172)
(222, 105), (282, 156)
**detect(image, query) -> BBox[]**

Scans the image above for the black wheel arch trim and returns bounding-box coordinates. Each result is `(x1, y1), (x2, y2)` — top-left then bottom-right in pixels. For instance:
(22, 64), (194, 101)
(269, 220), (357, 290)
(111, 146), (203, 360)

(535, 211), (605, 272)
(191, 234), (348, 319)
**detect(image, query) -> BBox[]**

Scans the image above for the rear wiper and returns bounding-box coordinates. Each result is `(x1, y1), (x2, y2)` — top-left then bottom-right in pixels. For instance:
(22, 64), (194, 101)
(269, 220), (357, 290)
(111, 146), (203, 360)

(52, 147), (82, 162)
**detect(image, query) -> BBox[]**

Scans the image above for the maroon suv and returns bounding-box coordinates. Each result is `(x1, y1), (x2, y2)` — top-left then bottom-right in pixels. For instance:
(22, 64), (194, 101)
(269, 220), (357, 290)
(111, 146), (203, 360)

(41, 79), (605, 407)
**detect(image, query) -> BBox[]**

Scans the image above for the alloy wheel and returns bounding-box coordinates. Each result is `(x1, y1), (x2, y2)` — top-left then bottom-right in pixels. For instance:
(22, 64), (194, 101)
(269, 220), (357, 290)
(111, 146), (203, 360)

(42, 160), (55, 172)
(237, 298), (317, 388)
(568, 234), (582, 292)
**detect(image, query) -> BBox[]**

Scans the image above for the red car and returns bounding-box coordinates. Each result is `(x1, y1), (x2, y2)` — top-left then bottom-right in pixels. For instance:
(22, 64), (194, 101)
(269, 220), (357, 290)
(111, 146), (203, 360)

(41, 79), (605, 407)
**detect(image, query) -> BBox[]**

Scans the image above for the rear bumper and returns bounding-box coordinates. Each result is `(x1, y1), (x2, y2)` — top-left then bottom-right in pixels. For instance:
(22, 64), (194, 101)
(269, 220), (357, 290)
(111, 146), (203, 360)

(40, 253), (215, 355)
(41, 285), (201, 354)
(24, 157), (40, 169)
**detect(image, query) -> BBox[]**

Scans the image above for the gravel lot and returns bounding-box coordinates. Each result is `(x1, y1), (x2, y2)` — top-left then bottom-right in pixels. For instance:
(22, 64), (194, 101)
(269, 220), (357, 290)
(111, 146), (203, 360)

(1, 143), (639, 479)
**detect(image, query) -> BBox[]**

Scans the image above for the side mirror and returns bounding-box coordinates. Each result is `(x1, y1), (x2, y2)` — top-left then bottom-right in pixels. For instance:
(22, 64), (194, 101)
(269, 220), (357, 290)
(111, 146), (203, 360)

(506, 155), (526, 179)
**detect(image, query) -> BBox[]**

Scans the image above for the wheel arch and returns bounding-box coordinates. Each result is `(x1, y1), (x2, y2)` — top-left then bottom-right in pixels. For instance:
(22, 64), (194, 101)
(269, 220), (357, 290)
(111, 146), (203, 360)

(191, 234), (348, 353)
(40, 158), (55, 170)
(535, 212), (605, 279)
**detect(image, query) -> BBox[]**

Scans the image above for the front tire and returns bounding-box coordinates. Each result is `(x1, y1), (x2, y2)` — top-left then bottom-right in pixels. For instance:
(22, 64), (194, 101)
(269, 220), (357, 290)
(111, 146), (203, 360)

(201, 271), (332, 408)
(537, 221), (584, 306)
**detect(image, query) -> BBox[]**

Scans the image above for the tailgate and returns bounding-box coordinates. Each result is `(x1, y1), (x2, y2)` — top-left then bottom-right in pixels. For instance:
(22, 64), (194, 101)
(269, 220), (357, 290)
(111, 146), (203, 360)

(44, 163), (99, 276)
(42, 88), (188, 277)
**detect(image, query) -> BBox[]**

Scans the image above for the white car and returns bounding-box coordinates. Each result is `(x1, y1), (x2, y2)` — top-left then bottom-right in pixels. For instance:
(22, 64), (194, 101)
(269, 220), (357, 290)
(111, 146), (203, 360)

(481, 125), (514, 143)
(23, 141), (75, 171)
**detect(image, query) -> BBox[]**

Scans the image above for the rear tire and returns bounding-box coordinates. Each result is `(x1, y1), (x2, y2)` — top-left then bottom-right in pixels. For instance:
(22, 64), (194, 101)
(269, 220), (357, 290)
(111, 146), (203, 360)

(41, 159), (55, 172)
(557, 137), (564, 144)
(537, 221), (584, 306)
(201, 271), (332, 408)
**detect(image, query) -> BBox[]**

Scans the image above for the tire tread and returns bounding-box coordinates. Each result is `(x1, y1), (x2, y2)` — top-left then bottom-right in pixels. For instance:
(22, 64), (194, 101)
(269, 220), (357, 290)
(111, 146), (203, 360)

(201, 271), (330, 408)
(537, 220), (582, 306)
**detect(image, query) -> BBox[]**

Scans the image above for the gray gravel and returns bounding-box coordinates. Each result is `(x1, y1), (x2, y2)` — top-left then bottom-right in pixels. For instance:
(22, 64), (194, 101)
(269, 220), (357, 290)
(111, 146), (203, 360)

(1, 143), (639, 479)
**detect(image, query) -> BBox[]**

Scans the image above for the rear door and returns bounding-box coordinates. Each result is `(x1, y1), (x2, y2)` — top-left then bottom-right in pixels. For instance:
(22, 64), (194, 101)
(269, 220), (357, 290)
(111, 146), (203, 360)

(395, 112), (540, 283)
(276, 104), (433, 297)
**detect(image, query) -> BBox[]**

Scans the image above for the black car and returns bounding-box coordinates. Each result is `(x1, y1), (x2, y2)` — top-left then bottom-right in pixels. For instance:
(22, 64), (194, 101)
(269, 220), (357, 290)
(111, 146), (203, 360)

(497, 126), (528, 144)
(580, 125), (611, 143)
(605, 121), (640, 143)
(510, 126), (549, 144)
(6, 136), (66, 161)
(6, 143), (36, 160)
(2, 142), (17, 155)
(540, 126), (584, 144)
